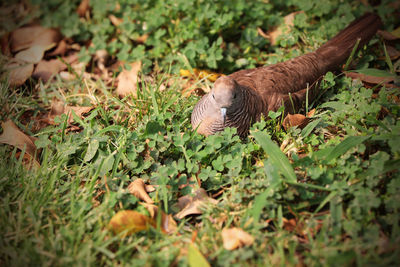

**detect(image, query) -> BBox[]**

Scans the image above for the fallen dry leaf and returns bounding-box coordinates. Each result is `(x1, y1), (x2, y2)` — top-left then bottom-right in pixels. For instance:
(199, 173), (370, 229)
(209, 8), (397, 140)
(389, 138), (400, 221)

(145, 184), (156, 192)
(384, 45), (400, 60)
(221, 227), (254, 250)
(15, 151), (40, 170)
(77, 0), (90, 17)
(108, 210), (154, 236)
(3, 58), (34, 86)
(175, 188), (218, 219)
(47, 39), (68, 57)
(306, 108), (316, 118)
(136, 34), (149, 44)
(32, 53), (79, 82)
(47, 99), (92, 124)
(116, 61), (141, 98)
(283, 114), (309, 130)
(0, 120), (37, 157)
(140, 203), (177, 234)
(377, 30), (399, 41)
(10, 26), (61, 53)
(128, 178), (154, 204)
(15, 45), (49, 64)
(345, 71), (395, 85)
(109, 14), (123, 26)
(267, 11), (304, 45)
(180, 68), (223, 82)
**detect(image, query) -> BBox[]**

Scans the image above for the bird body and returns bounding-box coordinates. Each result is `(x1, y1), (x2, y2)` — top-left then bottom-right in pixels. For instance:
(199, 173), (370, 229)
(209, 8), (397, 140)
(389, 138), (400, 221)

(191, 13), (382, 137)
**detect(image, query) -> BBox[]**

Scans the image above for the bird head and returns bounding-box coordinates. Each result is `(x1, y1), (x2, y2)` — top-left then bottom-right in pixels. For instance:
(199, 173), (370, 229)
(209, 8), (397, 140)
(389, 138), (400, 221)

(210, 76), (241, 123)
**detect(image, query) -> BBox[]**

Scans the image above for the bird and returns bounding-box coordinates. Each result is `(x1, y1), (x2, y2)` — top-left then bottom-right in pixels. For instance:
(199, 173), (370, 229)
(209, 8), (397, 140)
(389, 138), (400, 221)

(191, 13), (382, 137)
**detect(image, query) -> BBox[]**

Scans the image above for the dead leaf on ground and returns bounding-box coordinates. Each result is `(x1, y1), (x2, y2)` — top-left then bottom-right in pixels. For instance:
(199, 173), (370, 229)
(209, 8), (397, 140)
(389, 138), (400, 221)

(47, 39), (68, 57)
(77, 0), (90, 17)
(3, 58), (34, 87)
(175, 188), (218, 219)
(15, 44), (50, 64)
(108, 210), (154, 236)
(306, 108), (316, 118)
(345, 71), (395, 86)
(377, 29), (399, 41)
(10, 26), (61, 53)
(140, 203), (178, 234)
(0, 120), (38, 157)
(116, 61), (141, 98)
(383, 45), (400, 60)
(180, 68), (223, 82)
(47, 99), (93, 124)
(32, 53), (79, 82)
(221, 227), (254, 250)
(266, 11), (304, 45)
(109, 14), (123, 26)
(128, 178), (154, 204)
(136, 33), (149, 44)
(283, 113), (309, 130)
(15, 151), (40, 170)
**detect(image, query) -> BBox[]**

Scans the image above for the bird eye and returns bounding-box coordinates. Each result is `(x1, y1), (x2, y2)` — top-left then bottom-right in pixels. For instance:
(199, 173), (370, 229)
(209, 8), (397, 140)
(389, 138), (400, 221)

(212, 94), (215, 99)
(233, 93), (237, 99)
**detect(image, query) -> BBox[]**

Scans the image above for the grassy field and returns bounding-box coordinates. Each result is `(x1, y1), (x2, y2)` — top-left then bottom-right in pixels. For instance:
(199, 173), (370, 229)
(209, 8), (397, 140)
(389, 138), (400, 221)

(1, 0), (400, 266)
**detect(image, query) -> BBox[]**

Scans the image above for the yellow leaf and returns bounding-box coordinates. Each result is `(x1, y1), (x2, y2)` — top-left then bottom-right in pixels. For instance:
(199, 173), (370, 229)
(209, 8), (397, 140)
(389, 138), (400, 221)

(221, 227), (254, 250)
(188, 243), (210, 267)
(108, 210), (153, 236)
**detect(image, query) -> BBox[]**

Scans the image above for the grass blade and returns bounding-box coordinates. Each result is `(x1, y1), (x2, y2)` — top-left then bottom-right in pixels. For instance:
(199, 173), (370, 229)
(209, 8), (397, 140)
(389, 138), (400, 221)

(253, 131), (297, 183)
(324, 135), (370, 163)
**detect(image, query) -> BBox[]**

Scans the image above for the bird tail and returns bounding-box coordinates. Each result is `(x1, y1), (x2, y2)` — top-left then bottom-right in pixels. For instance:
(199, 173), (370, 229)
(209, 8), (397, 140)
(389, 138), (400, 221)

(316, 13), (382, 71)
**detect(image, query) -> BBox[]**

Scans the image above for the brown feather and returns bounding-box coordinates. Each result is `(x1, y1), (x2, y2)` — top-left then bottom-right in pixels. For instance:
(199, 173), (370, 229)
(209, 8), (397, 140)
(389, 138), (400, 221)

(192, 13), (382, 137)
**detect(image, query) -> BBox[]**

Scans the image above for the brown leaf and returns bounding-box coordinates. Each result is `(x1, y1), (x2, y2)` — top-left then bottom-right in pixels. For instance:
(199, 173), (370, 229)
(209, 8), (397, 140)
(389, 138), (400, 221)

(108, 210), (154, 236)
(0, 120), (37, 157)
(47, 99), (92, 124)
(345, 71), (395, 85)
(128, 178), (154, 204)
(145, 184), (156, 192)
(15, 151), (40, 170)
(109, 14), (123, 26)
(221, 227), (254, 250)
(175, 188), (218, 219)
(267, 11), (304, 45)
(3, 58), (34, 86)
(116, 61), (141, 98)
(15, 45), (49, 64)
(47, 39), (68, 57)
(385, 45), (400, 60)
(306, 108), (316, 118)
(136, 34), (149, 44)
(77, 0), (90, 17)
(140, 203), (178, 234)
(10, 26), (61, 53)
(283, 114), (309, 130)
(32, 53), (79, 82)
(377, 30), (399, 41)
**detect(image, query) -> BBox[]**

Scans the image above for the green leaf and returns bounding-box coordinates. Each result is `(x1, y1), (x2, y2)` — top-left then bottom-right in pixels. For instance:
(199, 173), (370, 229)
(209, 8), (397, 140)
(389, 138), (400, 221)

(84, 139), (99, 162)
(253, 131), (297, 183)
(354, 68), (396, 77)
(324, 135), (370, 163)
(250, 190), (269, 223)
(188, 243), (210, 267)
(301, 118), (321, 137)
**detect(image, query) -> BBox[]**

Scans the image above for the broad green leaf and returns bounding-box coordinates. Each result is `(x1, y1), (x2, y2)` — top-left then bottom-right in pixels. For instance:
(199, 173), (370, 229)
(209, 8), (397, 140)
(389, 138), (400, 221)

(84, 139), (99, 162)
(353, 68), (395, 77)
(250, 190), (269, 223)
(324, 135), (370, 163)
(188, 243), (210, 267)
(253, 131), (297, 183)
(301, 118), (322, 137)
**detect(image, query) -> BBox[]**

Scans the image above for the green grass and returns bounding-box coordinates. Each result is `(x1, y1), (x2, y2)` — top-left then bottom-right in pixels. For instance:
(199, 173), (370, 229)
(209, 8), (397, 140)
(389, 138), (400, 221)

(1, 1), (400, 266)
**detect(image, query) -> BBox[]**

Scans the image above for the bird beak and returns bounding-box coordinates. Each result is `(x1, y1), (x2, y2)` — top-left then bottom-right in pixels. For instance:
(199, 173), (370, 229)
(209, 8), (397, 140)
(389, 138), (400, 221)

(220, 108), (227, 124)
